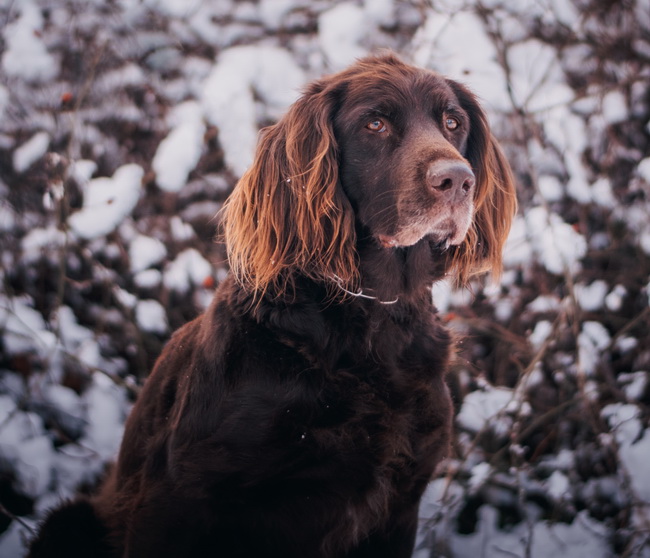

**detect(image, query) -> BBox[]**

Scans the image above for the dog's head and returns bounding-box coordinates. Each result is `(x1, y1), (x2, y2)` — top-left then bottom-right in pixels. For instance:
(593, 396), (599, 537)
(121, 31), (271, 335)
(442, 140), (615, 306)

(222, 53), (517, 298)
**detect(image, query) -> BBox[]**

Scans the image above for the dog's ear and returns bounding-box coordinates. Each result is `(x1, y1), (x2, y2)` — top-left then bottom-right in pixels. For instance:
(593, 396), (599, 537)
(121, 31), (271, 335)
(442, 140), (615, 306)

(446, 79), (518, 284)
(222, 80), (357, 299)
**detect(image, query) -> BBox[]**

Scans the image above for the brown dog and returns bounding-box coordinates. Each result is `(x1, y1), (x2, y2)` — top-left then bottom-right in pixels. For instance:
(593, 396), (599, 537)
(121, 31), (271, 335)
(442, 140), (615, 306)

(29, 53), (516, 558)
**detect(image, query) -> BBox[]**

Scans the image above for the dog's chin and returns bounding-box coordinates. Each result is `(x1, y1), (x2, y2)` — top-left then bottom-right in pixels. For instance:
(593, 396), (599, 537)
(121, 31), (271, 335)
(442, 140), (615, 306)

(377, 224), (469, 250)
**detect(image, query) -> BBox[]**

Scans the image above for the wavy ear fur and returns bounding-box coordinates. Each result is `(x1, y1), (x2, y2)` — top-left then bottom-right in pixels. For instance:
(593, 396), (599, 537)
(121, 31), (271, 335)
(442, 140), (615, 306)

(222, 81), (357, 299)
(447, 80), (518, 284)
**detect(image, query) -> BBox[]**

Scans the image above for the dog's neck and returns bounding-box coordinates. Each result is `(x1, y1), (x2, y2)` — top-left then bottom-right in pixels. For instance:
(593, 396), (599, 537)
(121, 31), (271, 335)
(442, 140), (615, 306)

(353, 234), (449, 305)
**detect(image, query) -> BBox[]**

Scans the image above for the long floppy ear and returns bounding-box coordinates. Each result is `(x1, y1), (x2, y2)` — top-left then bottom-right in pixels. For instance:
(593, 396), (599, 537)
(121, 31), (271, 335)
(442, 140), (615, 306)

(446, 80), (518, 285)
(221, 81), (357, 299)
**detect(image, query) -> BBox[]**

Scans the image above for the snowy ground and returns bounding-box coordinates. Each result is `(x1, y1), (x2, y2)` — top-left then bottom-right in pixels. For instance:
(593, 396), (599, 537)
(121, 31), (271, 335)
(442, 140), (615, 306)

(1, 0), (649, 556)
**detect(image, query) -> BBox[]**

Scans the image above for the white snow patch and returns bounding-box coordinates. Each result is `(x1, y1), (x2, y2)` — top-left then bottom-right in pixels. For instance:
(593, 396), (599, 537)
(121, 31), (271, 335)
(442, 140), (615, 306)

(170, 216), (195, 242)
(638, 157), (650, 182)
(68, 164), (144, 240)
(135, 299), (169, 334)
(143, 0), (202, 18)
(591, 177), (616, 208)
(615, 336), (638, 355)
(79, 373), (126, 461)
(601, 90), (628, 124)
(468, 462), (492, 493)
(70, 159), (98, 186)
(413, 10), (509, 112)
(44, 383), (84, 422)
(537, 174), (564, 202)
(502, 216), (533, 268)
(526, 206), (587, 275)
(259, 0), (295, 29)
(363, 0), (394, 27)
(129, 234), (167, 274)
(13, 131), (50, 173)
(507, 39), (574, 112)
(134, 268), (163, 289)
(318, 3), (367, 69)
(1, 1), (59, 83)
(152, 101), (205, 192)
(0, 85), (8, 120)
(457, 385), (520, 437)
(21, 226), (66, 263)
(0, 296), (57, 357)
(575, 280), (608, 312)
(578, 321), (611, 377)
(530, 320), (553, 349)
(430, 279), (473, 314)
(201, 45), (305, 176)
(602, 403), (650, 504)
(114, 287), (137, 310)
(441, 506), (610, 558)
(547, 470), (571, 501)
(527, 294), (562, 313)
(0, 404), (54, 498)
(0, 202), (16, 232)
(0, 519), (35, 558)
(55, 306), (92, 351)
(617, 371), (648, 402)
(163, 248), (213, 293)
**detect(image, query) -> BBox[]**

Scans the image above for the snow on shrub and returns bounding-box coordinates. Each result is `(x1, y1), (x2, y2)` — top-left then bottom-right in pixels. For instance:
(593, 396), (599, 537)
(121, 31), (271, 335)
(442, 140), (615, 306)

(202, 45), (305, 176)
(68, 164), (144, 240)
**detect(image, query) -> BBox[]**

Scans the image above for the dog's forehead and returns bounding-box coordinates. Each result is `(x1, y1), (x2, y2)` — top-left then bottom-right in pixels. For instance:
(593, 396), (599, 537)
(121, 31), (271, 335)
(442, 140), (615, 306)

(340, 65), (460, 115)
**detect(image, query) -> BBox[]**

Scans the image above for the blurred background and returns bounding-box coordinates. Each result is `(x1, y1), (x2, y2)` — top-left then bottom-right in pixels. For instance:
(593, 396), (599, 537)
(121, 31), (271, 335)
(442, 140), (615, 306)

(0, 0), (649, 556)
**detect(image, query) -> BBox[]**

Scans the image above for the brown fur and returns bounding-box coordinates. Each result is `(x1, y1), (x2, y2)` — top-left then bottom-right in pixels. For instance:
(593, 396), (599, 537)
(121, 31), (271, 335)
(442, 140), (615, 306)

(29, 53), (516, 558)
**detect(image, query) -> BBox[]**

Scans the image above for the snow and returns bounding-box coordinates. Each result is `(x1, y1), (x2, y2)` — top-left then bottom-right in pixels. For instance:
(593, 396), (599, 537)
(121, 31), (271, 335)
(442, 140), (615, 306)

(79, 373), (126, 461)
(1, 1), (59, 83)
(135, 299), (169, 334)
(259, 0), (295, 29)
(70, 159), (98, 185)
(507, 39), (574, 112)
(129, 235), (168, 274)
(21, 226), (66, 263)
(318, 3), (367, 69)
(0, 85), (8, 120)
(413, 10), (509, 112)
(144, 0), (203, 18)
(0, 296), (57, 357)
(134, 268), (163, 289)
(1, 1), (650, 556)
(578, 321), (611, 377)
(468, 462), (492, 493)
(602, 403), (650, 504)
(547, 470), (571, 501)
(152, 101), (205, 193)
(530, 320), (553, 349)
(169, 216), (196, 242)
(618, 371), (648, 402)
(0, 201), (16, 232)
(537, 174), (563, 202)
(68, 164), (144, 240)
(13, 131), (50, 173)
(601, 90), (628, 124)
(163, 248), (213, 293)
(457, 385), (517, 437)
(202, 46), (305, 176)
(525, 206), (587, 275)
(575, 280), (608, 312)
(638, 157), (650, 182)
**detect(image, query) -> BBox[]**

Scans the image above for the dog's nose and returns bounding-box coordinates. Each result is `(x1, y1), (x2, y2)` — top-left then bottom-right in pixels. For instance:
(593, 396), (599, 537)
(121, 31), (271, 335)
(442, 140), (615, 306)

(427, 161), (475, 198)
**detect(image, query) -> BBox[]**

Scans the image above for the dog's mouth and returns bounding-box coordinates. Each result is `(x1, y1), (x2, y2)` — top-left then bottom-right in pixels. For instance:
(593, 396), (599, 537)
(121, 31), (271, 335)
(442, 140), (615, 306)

(377, 223), (467, 250)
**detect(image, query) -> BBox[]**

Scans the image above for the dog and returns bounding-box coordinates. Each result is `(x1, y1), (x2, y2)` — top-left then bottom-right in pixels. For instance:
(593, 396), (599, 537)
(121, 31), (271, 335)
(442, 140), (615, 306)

(28, 53), (516, 558)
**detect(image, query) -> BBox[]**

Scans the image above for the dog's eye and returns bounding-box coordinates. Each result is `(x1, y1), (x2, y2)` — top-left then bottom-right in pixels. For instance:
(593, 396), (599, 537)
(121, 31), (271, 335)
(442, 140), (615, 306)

(366, 119), (387, 133)
(445, 117), (460, 131)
